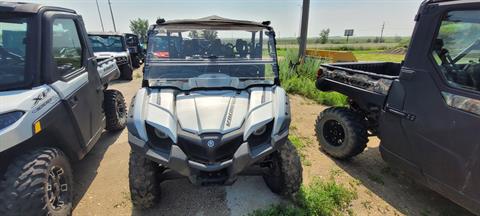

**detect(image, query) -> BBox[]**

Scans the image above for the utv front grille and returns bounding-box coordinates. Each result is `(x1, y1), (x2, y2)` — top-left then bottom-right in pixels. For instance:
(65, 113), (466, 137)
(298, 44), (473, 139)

(177, 132), (243, 164)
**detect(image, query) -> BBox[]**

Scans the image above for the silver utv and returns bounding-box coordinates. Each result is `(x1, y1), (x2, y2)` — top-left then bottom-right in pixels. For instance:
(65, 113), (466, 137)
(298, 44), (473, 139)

(127, 16), (302, 208)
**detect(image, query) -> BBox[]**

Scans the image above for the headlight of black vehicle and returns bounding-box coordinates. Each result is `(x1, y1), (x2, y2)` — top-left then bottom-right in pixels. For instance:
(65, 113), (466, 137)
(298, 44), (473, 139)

(0, 111), (24, 130)
(116, 56), (127, 62)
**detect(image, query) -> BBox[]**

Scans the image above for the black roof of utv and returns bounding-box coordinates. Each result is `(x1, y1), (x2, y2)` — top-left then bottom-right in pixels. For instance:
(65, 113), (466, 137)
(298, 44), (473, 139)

(425, 0), (473, 4)
(0, 1), (75, 14)
(153, 16), (273, 31)
(88, 32), (126, 37)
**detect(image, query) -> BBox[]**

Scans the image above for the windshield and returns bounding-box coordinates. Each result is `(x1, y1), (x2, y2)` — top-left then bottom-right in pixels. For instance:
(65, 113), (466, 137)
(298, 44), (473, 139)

(145, 25), (278, 90)
(88, 35), (125, 52)
(125, 34), (139, 46)
(0, 17), (29, 90)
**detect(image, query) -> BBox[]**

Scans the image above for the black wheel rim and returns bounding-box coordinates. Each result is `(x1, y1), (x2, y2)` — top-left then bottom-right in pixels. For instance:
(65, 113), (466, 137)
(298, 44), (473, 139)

(116, 98), (127, 122)
(47, 166), (69, 210)
(323, 120), (346, 147)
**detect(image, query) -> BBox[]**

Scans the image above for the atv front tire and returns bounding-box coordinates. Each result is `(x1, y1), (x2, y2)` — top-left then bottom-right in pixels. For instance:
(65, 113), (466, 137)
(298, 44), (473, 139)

(104, 89), (127, 132)
(315, 107), (368, 159)
(263, 140), (302, 196)
(0, 148), (73, 216)
(120, 64), (133, 80)
(129, 150), (161, 209)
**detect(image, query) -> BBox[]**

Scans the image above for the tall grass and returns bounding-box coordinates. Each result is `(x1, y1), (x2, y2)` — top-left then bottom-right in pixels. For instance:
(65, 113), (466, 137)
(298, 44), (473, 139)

(250, 133), (357, 216)
(249, 177), (357, 216)
(279, 49), (347, 106)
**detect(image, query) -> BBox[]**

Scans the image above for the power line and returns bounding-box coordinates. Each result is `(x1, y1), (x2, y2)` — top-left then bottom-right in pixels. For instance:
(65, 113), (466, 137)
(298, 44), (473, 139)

(108, 0), (117, 32)
(95, 0), (104, 32)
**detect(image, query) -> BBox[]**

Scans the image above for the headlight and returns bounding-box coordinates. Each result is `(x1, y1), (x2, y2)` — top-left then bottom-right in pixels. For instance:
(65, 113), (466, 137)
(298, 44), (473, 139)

(253, 125), (267, 136)
(0, 111), (24, 131)
(116, 57), (126, 62)
(154, 129), (169, 139)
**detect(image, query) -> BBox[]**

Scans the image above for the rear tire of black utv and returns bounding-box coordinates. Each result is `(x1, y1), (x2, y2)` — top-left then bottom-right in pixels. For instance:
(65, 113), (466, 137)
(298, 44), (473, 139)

(0, 148), (73, 216)
(315, 107), (368, 160)
(120, 64), (133, 80)
(263, 140), (302, 197)
(129, 150), (161, 209)
(132, 57), (140, 68)
(104, 90), (127, 132)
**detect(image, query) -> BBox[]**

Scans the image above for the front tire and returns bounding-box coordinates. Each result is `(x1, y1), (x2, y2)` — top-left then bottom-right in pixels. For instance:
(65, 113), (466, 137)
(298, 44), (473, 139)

(104, 90), (127, 132)
(315, 107), (368, 159)
(0, 148), (73, 216)
(129, 150), (161, 209)
(120, 64), (133, 80)
(263, 140), (302, 196)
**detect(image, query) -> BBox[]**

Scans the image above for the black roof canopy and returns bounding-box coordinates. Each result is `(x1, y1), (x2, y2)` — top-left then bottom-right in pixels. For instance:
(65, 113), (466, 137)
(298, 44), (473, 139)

(88, 32), (125, 37)
(153, 16), (273, 31)
(425, 0), (478, 4)
(0, 1), (75, 14)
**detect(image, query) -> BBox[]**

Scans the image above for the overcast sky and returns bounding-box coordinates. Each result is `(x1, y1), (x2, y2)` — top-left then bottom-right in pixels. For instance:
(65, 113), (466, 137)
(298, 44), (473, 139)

(8, 0), (424, 37)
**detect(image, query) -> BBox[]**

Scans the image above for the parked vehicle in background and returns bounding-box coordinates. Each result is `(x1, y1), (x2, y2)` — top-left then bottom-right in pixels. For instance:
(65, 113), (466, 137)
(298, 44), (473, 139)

(127, 16), (302, 208)
(315, 0), (480, 214)
(89, 32), (134, 80)
(0, 2), (127, 215)
(125, 33), (145, 68)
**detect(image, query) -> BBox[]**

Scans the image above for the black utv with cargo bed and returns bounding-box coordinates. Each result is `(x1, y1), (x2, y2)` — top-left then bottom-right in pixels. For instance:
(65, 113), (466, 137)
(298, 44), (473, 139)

(315, 0), (480, 214)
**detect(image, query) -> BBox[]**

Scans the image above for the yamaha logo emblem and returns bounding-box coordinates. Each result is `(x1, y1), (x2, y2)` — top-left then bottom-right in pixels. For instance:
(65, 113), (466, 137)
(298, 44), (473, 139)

(207, 140), (215, 148)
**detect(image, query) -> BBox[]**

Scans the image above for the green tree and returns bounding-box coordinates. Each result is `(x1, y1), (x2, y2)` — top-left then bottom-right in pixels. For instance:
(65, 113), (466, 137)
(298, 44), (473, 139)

(201, 30), (218, 41)
(319, 28), (330, 44)
(189, 30), (200, 38)
(129, 18), (149, 43)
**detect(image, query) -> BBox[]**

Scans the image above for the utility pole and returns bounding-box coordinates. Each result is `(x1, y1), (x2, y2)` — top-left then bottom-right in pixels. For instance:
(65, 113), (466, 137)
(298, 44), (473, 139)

(380, 22), (385, 42)
(95, 0), (105, 32)
(298, 0), (310, 63)
(108, 0), (117, 32)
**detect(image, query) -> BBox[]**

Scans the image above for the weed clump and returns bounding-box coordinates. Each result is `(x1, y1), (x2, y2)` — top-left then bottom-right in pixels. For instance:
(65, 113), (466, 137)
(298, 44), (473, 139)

(249, 176), (357, 216)
(279, 49), (347, 107)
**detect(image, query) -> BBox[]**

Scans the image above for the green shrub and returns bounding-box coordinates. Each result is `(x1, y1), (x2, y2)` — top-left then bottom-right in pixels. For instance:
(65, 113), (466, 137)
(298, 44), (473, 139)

(278, 49), (347, 107)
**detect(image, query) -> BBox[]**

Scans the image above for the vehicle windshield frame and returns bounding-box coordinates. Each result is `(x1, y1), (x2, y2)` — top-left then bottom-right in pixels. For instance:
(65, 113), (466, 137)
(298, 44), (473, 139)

(88, 34), (127, 53)
(0, 14), (34, 91)
(144, 23), (280, 90)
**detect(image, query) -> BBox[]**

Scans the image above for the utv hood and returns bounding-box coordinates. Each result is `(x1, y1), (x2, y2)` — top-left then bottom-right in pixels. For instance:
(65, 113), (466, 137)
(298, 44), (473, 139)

(175, 90), (260, 134)
(128, 87), (290, 143)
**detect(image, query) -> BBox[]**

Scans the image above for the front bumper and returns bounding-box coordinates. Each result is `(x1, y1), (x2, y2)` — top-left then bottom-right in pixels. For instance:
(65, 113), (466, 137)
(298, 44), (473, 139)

(128, 129), (289, 185)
